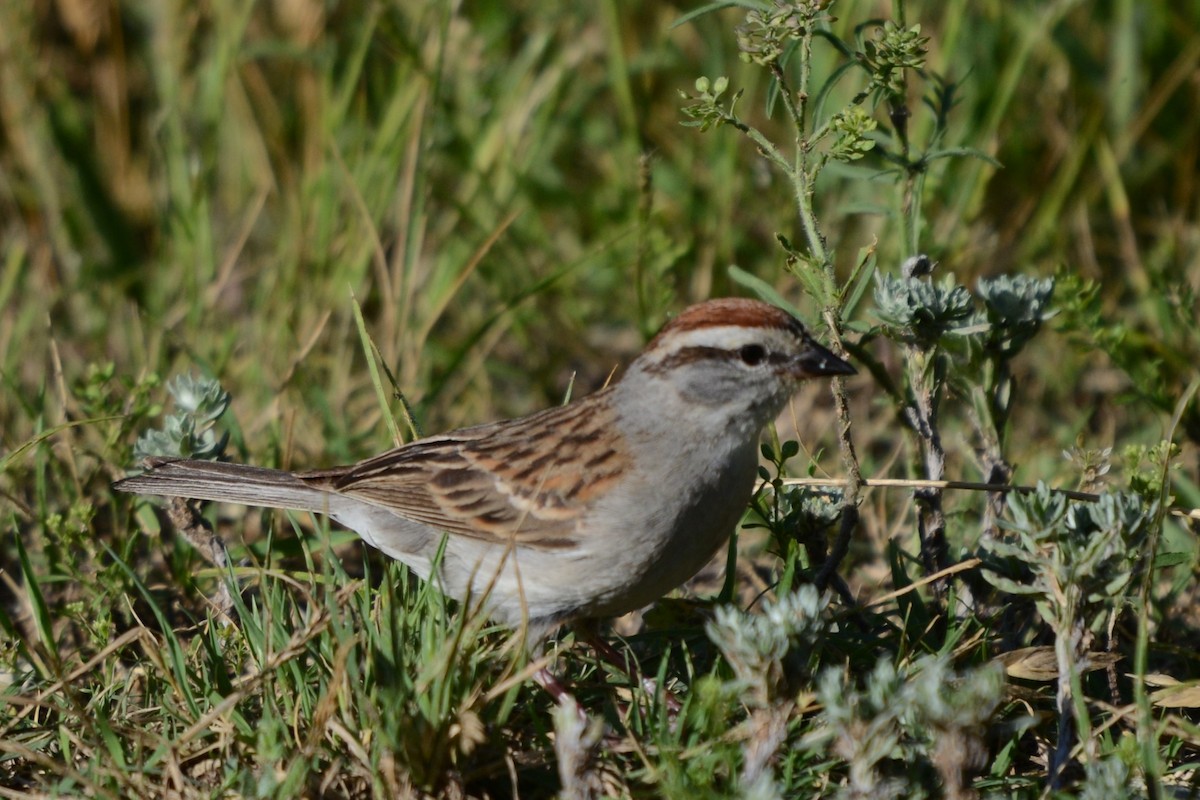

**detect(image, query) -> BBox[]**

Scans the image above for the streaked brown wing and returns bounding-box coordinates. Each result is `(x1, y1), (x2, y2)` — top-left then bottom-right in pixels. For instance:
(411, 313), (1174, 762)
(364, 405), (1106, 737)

(301, 389), (627, 551)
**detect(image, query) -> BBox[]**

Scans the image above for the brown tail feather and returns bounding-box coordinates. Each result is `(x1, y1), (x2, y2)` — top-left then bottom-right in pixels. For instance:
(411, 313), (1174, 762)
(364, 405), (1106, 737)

(113, 457), (336, 513)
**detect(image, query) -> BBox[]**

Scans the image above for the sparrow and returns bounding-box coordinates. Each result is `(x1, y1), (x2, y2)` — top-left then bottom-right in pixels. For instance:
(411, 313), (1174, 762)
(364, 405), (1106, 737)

(115, 298), (855, 698)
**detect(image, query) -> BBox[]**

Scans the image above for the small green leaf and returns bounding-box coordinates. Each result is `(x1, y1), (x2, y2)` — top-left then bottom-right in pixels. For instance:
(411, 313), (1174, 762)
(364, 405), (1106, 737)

(1153, 552), (1190, 569)
(14, 525), (58, 667)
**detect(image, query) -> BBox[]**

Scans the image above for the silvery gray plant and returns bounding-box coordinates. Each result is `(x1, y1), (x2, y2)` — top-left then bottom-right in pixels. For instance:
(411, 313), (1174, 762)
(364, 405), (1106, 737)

(873, 267), (1057, 572)
(707, 587), (829, 795)
(707, 585), (829, 709)
(981, 483), (1158, 787)
(804, 654), (1004, 800)
(133, 373), (231, 463)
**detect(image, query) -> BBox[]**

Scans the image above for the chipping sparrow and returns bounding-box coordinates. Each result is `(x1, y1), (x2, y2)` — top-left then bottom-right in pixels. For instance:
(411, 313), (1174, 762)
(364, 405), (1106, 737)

(115, 298), (854, 649)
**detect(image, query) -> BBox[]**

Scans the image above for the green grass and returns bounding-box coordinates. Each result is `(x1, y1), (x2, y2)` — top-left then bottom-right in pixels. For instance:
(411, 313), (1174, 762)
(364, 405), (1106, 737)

(2, 0), (1199, 796)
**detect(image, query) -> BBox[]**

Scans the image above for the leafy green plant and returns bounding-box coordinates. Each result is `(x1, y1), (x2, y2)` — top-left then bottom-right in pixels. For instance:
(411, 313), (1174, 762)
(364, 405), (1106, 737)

(677, 0), (1062, 594)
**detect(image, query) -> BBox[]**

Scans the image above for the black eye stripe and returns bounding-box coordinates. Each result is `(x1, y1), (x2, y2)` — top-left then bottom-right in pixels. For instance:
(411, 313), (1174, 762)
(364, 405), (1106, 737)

(654, 344), (787, 372)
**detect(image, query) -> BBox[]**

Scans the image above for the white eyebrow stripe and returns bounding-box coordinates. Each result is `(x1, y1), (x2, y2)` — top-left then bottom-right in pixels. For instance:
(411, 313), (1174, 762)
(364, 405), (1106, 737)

(664, 325), (786, 349)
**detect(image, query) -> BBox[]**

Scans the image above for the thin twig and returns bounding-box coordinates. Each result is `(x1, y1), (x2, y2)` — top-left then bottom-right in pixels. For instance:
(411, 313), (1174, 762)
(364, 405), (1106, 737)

(863, 558), (982, 609)
(782, 476), (1200, 521)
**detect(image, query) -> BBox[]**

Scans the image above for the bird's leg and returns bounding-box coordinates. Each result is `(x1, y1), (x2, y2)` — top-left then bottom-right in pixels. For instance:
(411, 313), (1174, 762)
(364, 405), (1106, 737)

(580, 628), (683, 716)
(533, 667), (588, 723)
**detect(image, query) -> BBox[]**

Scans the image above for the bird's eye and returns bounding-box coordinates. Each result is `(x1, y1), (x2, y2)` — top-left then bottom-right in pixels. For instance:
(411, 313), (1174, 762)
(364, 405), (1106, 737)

(739, 344), (767, 366)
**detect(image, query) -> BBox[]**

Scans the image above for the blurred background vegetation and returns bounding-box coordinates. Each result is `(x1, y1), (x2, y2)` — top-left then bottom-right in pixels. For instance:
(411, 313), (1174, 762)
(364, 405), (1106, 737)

(3, 0), (1196, 451)
(1, 0), (1198, 795)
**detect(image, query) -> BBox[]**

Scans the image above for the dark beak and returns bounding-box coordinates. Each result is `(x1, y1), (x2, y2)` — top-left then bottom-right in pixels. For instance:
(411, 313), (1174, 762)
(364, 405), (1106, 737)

(791, 339), (857, 379)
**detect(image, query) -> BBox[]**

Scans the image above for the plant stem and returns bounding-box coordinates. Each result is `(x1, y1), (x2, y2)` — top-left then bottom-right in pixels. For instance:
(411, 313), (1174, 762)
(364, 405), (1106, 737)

(765, 48), (862, 589)
(1049, 595), (1092, 790)
(904, 346), (949, 574)
(772, 52), (829, 281)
